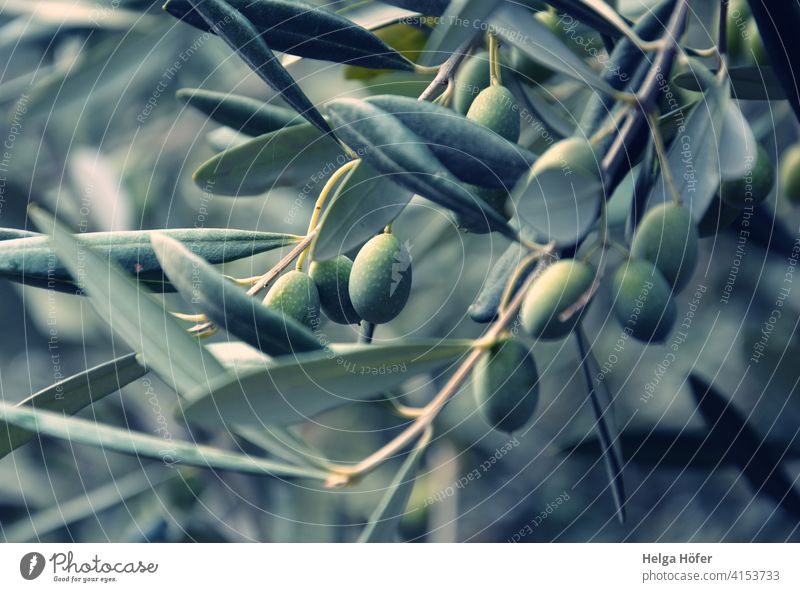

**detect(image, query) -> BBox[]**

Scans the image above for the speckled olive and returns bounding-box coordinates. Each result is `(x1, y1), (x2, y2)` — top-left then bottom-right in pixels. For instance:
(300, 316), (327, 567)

(631, 203), (698, 291)
(466, 85), (520, 144)
(530, 136), (600, 180)
(262, 270), (321, 329)
(612, 259), (676, 343)
(349, 234), (412, 324)
(309, 255), (361, 325)
(720, 144), (774, 208)
(520, 259), (595, 340)
(779, 143), (800, 205)
(473, 339), (539, 433)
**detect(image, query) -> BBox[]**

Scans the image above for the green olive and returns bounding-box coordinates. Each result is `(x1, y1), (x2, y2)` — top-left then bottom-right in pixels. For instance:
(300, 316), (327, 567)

(309, 255), (361, 325)
(612, 259), (676, 343)
(631, 203), (698, 291)
(473, 339), (539, 433)
(453, 50), (492, 115)
(262, 270), (321, 329)
(530, 136), (600, 180)
(349, 233), (412, 324)
(697, 195), (742, 238)
(779, 143), (800, 205)
(466, 85), (520, 144)
(520, 259), (595, 340)
(720, 144), (774, 207)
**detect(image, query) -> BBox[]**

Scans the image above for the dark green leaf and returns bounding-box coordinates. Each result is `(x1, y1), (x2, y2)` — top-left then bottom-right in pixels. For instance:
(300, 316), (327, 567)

(164, 0), (415, 71)
(0, 228), (300, 293)
(747, 2), (800, 122)
(183, 340), (474, 428)
(0, 402), (329, 480)
(674, 66), (786, 100)
(311, 160), (414, 261)
(689, 374), (800, 520)
(575, 329), (626, 524)
(358, 427), (432, 543)
(325, 98), (517, 239)
(182, 0), (331, 135)
(177, 88), (303, 136)
(193, 122), (345, 195)
(151, 234), (323, 356)
(365, 95), (537, 189)
(0, 354), (147, 460)
(421, 0), (500, 66)
(29, 207), (227, 399)
(547, 0), (636, 39)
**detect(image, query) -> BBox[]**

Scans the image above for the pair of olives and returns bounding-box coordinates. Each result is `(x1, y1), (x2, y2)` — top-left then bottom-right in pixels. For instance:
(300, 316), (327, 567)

(263, 233), (413, 329)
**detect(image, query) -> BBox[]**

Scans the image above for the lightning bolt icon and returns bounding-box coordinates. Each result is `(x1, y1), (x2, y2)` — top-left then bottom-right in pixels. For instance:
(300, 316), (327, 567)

(29, 555), (38, 575)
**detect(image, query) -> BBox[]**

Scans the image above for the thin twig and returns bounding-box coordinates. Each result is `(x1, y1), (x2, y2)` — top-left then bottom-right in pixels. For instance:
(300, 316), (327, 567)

(417, 40), (472, 102)
(245, 230), (318, 297)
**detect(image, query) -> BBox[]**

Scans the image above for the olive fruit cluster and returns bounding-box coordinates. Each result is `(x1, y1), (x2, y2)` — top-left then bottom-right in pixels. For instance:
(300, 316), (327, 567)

(263, 233), (412, 329)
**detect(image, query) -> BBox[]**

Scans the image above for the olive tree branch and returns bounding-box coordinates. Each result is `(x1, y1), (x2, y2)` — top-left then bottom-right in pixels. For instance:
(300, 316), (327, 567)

(417, 40), (473, 102)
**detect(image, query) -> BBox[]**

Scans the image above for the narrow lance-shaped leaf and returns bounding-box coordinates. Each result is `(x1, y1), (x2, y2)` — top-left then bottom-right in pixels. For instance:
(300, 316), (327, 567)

(421, 0), (500, 66)
(689, 374), (800, 520)
(325, 98), (517, 240)
(673, 66), (786, 101)
(183, 340), (475, 429)
(165, 0), (415, 71)
(0, 353), (147, 460)
(311, 159), (415, 261)
(28, 207), (227, 400)
(358, 426), (432, 543)
(0, 402), (329, 480)
(193, 122), (345, 196)
(575, 329), (626, 524)
(151, 234), (323, 356)
(177, 88), (303, 136)
(547, 0), (636, 39)
(184, 0), (331, 135)
(0, 228), (302, 293)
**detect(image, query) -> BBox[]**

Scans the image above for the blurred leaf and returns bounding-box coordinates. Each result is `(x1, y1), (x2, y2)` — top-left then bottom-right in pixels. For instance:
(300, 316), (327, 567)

(345, 24), (429, 81)
(183, 339), (474, 428)
(575, 329), (626, 524)
(689, 374), (800, 520)
(0, 402), (329, 479)
(421, 0), (499, 66)
(3, 0), (153, 29)
(193, 123), (344, 195)
(746, 2), (800, 122)
(718, 101), (756, 181)
(380, 0), (450, 15)
(326, 98), (517, 239)
(180, 0), (331, 134)
(206, 126), (253, 152)
(151, 234), (323, 356)
(3, 470), (172, 543)
(206, 341), (270, 371)
(548, 0), (636, 39)
(29, 207), (227, 400)
(177, 88), (302, 136)
(0, 354), (147, 460)
(0, 228), (37, 241)
(674, 66), (786, 100)
(0, 228), (300, 293)
(491, 3), (618, 95)
(365, 95), (537, 189)
(625, 143), (656, 241)
(311, 160), (414, 261)
(165, 0), (415, 71)
(358, 426), (432, 543)
(648, 66), (728, 222)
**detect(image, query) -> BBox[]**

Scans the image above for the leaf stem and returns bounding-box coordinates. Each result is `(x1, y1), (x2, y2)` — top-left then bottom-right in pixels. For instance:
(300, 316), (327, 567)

(647, 110), (682, 206)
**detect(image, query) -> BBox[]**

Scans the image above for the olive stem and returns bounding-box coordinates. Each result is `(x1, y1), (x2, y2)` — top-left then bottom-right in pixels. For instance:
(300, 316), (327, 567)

(497, 251), (547, 315)
(718, 0), (728, 58)
(325, 251), (550, 482)
(647, 110), (682, 206)
(295, 159), (360, 272)
(360, 322), (376, 344)
(488, 33), (502, 86)
(417, 40), (472, 102)
(245, 230), (318, 297)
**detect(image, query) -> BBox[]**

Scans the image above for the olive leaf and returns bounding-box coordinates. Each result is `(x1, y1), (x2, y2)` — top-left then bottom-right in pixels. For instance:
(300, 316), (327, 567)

(358, 427), (432, 543)
(183, 340), (475, 429)
(718, 101), (757, 182)
(689, 374), (800, 520)
(380, 0), (450, 16)
(311, 159), (415, 262)
(490, 3), (618, 96)
(193, 122), (345, 195)
(421, 0), (501, 66)
(547, 0), (637, 39)
(0, 402), (329, 480)
(177, 88), (303, 136)
(325, 98), (517, 239)
(164, 0), (415, 71)
(0, 228), (300, 293)
(364, 95), (538, 189)
(180, 0), (331, 135)
(0, 354), (147, 460)
(746, 1), (800, 122)
(151, 234), (323, 356)
(575, 329), (626, 524)
(673, 66), (786, 101)
(28, 207), (227, 399)
(0, 228), (37, 241)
